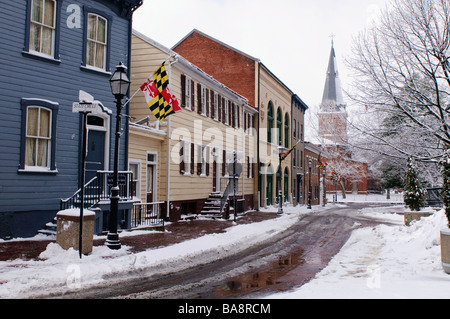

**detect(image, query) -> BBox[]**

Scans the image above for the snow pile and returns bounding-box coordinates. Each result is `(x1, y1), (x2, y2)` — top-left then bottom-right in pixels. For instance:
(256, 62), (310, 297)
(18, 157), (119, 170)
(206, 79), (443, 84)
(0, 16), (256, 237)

(270, 207), (450, 299)
(0, 206), (304, 298)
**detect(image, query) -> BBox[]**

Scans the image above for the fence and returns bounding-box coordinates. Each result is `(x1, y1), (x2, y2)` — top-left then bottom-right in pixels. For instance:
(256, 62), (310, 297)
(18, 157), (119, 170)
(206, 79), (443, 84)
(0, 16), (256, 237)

(131, 201), (165, 228)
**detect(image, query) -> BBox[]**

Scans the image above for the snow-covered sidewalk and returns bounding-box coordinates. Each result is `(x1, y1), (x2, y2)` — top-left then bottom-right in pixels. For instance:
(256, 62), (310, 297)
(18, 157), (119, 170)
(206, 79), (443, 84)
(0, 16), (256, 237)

(268, 204), (450, 299)
(1, 194), (449, 299)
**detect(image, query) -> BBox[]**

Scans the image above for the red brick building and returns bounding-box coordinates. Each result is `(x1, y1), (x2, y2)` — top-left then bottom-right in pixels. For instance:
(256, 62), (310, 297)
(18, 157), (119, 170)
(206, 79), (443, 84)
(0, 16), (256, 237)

(173, 29), (258, 110)
(173, 29), (307, 208)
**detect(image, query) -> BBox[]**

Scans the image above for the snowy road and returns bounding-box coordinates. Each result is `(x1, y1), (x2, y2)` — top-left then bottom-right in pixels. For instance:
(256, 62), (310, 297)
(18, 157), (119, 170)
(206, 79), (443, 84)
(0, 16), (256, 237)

(38, 203), (395, 299)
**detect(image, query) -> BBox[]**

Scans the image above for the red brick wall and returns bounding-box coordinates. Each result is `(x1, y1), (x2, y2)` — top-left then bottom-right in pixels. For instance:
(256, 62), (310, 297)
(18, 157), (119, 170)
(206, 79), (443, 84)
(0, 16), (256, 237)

(173, 31), (257, 108)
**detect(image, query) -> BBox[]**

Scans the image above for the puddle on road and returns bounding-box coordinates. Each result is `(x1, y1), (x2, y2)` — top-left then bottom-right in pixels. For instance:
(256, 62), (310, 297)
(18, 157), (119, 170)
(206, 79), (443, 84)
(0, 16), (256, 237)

(213, 247), (313, 298)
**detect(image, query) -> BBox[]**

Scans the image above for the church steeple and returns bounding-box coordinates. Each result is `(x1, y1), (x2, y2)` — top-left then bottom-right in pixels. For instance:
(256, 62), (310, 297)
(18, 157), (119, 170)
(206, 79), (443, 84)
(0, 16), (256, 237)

(321, 40), (346, 112)
(318, 39), (348, 144)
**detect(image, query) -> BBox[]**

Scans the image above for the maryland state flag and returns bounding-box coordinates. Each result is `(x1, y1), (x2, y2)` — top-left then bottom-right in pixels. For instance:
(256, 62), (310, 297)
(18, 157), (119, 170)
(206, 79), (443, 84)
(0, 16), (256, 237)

(140, 62), (181, 121)
(280, 140), (301, 161)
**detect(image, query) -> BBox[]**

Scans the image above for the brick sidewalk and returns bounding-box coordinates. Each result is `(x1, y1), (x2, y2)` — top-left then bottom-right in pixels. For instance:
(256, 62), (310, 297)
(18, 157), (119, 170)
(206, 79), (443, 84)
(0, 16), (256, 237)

(0, 211), (278, 261)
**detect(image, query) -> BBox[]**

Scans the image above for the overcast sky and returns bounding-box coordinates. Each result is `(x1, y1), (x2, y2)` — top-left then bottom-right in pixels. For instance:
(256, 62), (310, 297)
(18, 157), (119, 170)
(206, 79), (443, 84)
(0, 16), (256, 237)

(133, 0), (390, 111)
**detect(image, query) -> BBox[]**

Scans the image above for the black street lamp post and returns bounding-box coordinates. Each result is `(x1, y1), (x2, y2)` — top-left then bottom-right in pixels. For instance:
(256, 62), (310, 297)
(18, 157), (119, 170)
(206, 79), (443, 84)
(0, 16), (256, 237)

(106, 62), (130, 250)
(277, 152), (284, 215)
(308, 159), (312, 209)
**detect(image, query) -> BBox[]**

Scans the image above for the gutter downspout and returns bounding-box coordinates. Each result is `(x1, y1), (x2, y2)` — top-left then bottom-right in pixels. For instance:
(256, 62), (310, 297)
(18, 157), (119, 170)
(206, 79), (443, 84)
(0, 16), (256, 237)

(257, 62), (261, 210)
(167, 56), (179, 219)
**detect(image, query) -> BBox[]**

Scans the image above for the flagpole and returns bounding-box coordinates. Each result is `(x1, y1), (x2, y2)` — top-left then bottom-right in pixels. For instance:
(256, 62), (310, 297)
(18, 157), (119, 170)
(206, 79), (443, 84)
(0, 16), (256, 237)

(167, 55), (178, 220)
(122, 87), (140, 108)
(124, 55), (178, 110)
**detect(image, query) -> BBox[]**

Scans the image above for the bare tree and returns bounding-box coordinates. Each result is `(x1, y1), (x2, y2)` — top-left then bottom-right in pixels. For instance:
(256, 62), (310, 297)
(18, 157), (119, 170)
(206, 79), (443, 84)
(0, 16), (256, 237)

(347, 0), (450, 164)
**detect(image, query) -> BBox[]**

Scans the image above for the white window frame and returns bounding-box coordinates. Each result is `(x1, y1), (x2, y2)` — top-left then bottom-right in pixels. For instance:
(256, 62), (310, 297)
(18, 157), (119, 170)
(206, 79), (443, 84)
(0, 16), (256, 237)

(185, 77), (192, 111)
(29, 0), (56, 58)
(213, 92), (219, 121)
(198, 144), (208, 177)
(86, 13), (108, 71)
(248, 155), (254, 179)
(129, 159), (141, 201)
(181, 140), (192, 176)
(25, 106), (52, 171)
(201, 85), (207, 116)
(224, 99), (230, 125)
(247, 113), (254, 136)
(146, 151), (158, 202)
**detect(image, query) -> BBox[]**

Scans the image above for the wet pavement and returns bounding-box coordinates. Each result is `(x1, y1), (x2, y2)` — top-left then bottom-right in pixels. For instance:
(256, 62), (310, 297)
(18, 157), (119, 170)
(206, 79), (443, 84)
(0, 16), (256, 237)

(0, 204), (398, 298)
(0, 211), (278, 262)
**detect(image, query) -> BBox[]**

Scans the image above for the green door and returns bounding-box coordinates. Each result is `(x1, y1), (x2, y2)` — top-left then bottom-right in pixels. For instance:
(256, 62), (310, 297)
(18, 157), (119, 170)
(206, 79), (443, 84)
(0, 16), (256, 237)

(267, 173), (273, 206)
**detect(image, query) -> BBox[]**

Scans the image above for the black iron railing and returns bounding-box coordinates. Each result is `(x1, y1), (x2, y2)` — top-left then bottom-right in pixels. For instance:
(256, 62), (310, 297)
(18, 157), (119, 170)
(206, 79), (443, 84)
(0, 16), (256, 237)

(131, 201), (165, 228)
(60, 171), (133, 210)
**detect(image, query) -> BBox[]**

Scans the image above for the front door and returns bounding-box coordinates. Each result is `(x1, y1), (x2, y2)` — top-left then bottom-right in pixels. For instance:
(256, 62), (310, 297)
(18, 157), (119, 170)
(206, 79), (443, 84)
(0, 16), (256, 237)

(212, 149), (220, 193)
(85, 129), (106, 182)
(266, 173), (273, 206)
(296, 174), (303, 205)
(146, 164), (154, 203)
(212, 159), (217, 192)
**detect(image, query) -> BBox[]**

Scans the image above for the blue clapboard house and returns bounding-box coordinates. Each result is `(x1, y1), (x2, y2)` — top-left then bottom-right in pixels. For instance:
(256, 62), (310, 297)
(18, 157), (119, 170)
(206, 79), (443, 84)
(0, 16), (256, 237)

(0, 0), (143, 239)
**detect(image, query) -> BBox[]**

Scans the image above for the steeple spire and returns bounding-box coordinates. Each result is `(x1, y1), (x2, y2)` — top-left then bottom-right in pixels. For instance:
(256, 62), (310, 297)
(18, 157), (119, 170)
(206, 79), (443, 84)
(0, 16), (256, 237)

(321, 38), (346, 112)
(318, 38), (348, 144)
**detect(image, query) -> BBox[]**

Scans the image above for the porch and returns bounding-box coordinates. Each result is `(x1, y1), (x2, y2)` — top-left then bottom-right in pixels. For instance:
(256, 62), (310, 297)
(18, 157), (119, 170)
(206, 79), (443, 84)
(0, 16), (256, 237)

(55, 171), (164, 234)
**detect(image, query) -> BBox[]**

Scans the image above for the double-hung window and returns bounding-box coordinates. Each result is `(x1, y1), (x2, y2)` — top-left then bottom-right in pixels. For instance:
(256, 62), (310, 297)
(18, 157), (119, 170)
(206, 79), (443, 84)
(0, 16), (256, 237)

(25, 0), (61, 62)
(201, 85), (207, 116)
(19, 98), (58, 173)
(26, 106), (51, 168)
(213, 93), (219, 121)
(197, 145), (209, 176)
(185, 77), (193, 110)
(179, 140), (194, 175)
(86, 13), (107, 70)
(29, 0), (55, 57)
(81, 8), (111, 73)
(224, 99), (229, 125)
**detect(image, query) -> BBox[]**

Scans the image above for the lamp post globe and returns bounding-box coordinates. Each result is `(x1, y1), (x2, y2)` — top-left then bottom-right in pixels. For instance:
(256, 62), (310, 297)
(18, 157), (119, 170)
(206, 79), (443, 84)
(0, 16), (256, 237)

(106, 62), (130, 250)
(110, 62), (130, 97)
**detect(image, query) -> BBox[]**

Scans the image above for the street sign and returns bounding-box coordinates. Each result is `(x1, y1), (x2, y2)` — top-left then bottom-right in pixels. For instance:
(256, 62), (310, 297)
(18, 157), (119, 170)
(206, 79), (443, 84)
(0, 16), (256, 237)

(72, 102), (102, 114)
(227, 162), (242, 176)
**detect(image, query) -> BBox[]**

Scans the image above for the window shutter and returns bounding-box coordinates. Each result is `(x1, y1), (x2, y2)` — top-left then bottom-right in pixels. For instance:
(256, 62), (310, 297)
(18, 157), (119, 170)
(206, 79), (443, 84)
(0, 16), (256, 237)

(197, 83), (202, 114)
(222, 98), (226, 124)
(206, 146), (210, 176)
(247, 156), (250, 178)
(210, 90), (214, 119)
(191, 80), (195, 112)
(181, 74), (186, 108)
(206, 88), (210, 117)
(190, 142), (195, 175)
(237, 105), (240, 128)
(230, 103), (234, 127)
(244, 112), (247, 131)
(179, 140), (185, 174)
(197, 145), (202, 175)
(206, 92), (209, 117)
(222, 150), (226, 176)
(252, 161), (256, 179)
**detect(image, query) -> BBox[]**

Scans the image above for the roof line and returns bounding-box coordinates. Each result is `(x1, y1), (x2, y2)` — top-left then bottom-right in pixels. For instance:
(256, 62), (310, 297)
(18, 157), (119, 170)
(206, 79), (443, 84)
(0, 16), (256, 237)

(172, 28), (260, 63)
(132, 29), (249, 105)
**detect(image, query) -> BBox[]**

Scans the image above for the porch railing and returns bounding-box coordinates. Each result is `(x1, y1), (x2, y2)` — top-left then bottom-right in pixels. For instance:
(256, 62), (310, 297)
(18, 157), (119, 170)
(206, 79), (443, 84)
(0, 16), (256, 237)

(131, 201), (165, 228)
(220, 177), (238, 214)
(60, 171), (134, 210)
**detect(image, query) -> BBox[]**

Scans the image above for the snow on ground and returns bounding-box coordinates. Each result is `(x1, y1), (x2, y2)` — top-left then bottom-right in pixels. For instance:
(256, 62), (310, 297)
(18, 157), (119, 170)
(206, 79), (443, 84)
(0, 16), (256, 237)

(1, 193), (449, 299)
(269, 199), (450, 299)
